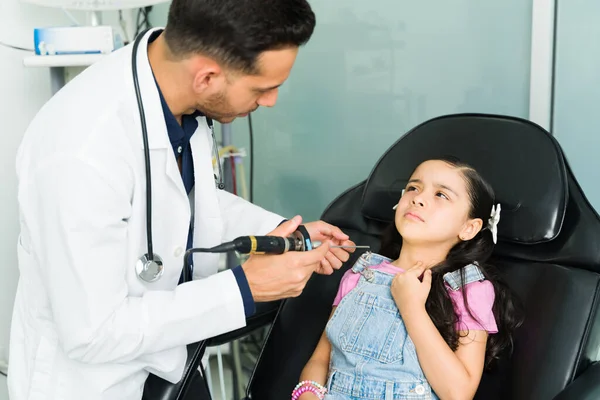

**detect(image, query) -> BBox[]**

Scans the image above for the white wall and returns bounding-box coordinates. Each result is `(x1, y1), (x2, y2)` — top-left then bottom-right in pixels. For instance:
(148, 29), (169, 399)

(552, 0), (600, 213)
(0, 2), (125, 397)
(0, 0), (55, 375)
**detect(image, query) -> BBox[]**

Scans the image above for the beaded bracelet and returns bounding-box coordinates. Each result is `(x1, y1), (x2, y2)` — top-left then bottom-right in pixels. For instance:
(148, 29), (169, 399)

(291, 380), (327, 399)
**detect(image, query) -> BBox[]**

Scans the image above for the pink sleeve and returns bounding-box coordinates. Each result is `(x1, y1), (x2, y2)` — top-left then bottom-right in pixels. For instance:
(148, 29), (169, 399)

(448, 280), (498, 334)
(332, 270), (361, 306)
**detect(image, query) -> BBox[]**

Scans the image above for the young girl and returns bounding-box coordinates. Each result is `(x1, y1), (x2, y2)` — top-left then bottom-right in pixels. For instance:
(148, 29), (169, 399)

(291, 157), (522, 400)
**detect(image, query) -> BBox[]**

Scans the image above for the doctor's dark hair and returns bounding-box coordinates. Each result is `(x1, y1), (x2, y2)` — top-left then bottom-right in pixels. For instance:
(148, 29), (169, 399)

(164, 0), (316, 74)
(379, 156), (524, 370)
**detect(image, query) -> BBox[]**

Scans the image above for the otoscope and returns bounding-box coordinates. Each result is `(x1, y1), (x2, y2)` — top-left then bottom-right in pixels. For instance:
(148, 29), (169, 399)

(181, 225), (369, 281)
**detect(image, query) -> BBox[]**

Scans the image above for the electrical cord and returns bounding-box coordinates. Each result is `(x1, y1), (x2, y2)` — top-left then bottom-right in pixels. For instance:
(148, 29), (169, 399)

(229, 150), (237, 195)
(118, 10), (130, 44)
(248, 113), (255, 203)
(135, 9), (143, 35)
(182, 247), (218, 283)
(215, 145), (248, 200)
(61, 7), (80, 26)
(135, 6), (153, 37)
(0, 41), (34, 52)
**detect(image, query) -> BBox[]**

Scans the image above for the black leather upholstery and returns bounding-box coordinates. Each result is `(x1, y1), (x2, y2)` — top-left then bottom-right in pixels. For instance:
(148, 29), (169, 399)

(553, 362), (600, 400)
(246, 114), (600, 400)
(361, 115), (568, 244)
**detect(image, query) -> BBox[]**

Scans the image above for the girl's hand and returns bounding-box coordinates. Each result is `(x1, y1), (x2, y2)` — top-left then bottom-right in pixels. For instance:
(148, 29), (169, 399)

(391, 261), (432, 317)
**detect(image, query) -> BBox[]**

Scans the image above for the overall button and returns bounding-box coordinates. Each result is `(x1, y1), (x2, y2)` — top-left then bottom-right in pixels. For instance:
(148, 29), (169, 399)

(414, 385), (426, 395)
(177, 146), (183, 154)
(174, 247), (183, 257)
(361, 268), (375, 282)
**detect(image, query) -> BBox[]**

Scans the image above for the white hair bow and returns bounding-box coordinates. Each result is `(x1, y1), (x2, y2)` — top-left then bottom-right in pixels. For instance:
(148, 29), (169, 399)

(392, 189), (405, 211)
(488, 203), (501, 244)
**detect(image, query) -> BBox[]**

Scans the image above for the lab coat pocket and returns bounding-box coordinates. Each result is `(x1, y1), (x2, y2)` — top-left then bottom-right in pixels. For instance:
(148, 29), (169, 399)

(28, 335), (58, 400)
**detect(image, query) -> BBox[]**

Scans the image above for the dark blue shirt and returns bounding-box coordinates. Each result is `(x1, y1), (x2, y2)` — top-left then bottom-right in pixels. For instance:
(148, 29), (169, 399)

(149, 30), (255, 318)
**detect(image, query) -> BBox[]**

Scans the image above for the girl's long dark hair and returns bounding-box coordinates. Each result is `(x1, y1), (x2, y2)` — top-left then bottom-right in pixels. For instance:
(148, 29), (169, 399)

(380, 156), (523, 369)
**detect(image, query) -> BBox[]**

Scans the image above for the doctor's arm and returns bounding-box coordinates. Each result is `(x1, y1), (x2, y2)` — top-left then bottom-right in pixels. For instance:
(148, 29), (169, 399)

(216, 189), (285, 240)
(216, 190), (354, 274)
(27, 157), (253, 365)
(28, 157), (329, 367)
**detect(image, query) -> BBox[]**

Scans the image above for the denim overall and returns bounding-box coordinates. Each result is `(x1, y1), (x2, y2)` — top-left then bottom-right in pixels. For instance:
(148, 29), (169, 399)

(324, 252), (485, 400)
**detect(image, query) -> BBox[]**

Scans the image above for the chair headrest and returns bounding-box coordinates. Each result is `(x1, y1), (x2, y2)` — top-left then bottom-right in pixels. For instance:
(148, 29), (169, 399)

(361, 114), (568, 244)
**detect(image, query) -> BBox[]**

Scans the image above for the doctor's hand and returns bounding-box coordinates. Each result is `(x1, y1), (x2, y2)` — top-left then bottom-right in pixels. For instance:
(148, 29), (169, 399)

(304, 220), (355, 275)
(241, 216), (331, 302)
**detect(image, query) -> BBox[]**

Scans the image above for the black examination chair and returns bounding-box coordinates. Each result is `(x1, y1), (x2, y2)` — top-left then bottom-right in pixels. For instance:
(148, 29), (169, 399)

(243, 114), (600, 400)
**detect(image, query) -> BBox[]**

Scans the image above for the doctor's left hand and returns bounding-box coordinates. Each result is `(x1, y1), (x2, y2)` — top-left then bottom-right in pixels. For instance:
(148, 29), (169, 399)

(304, 220), (355, 275)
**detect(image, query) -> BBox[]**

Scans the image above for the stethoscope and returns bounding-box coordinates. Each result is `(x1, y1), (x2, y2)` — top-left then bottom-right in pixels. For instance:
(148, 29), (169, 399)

(132, 30), (225, 283)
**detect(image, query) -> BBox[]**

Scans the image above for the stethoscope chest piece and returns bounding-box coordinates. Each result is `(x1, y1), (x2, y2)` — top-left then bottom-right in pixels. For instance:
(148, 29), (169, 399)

(136, 253), (164, 282)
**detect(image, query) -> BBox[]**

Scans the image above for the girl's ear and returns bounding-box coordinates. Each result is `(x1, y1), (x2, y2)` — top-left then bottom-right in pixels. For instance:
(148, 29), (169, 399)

(459, 218), (483, 241)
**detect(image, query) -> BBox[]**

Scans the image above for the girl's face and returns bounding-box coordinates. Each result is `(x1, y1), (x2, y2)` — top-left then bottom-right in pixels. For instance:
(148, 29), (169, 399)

(394, 160), (483, 246)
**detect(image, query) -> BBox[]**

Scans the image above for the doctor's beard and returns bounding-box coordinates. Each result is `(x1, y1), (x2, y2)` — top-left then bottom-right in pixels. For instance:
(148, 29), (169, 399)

(196, 90), (258, 124)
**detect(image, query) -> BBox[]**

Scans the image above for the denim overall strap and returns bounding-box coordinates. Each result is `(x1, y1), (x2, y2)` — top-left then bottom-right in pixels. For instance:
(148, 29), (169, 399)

(350, 252), (394, 283)
(350, 252), (393, 273)
(443, 263), (485, 291)
(326, 251), (437, 399)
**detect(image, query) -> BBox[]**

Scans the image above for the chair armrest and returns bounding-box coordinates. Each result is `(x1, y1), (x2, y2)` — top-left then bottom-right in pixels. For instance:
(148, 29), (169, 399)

(206, 300), (281, 347)
(553, 362), (600, 400)
(142, 341), (208, 400)
(141, 301), (281, 400)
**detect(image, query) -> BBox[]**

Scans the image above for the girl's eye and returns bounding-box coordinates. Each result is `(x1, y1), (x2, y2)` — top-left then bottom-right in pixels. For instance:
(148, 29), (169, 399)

(436, 192), (449, 200)
(406, 186), (417, 192)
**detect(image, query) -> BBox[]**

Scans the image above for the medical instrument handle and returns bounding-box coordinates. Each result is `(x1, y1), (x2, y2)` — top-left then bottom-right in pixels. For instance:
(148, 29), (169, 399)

(206, 235), (303, 255)
(181, 236), (300, 281)
(233, 235), (297, 254)
(181, 226), (313, 281)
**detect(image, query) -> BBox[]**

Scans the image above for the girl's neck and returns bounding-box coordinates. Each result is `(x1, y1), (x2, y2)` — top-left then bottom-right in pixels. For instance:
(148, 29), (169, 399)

(391, 243), (450, 271)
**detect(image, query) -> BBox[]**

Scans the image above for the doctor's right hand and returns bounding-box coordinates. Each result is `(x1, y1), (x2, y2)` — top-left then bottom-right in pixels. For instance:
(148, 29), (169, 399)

(241, 216), (330, 302)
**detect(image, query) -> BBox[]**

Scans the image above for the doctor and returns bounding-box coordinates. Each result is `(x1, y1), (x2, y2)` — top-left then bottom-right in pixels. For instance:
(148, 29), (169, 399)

(9, 0), (354, 399)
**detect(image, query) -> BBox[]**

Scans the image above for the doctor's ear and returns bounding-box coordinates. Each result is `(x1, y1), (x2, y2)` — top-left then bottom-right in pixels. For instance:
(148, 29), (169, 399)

(191, 57), (227, 93)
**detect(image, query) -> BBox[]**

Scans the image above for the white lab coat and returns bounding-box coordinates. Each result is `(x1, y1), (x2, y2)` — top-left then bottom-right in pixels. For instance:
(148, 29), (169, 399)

(8, 28), (284, 400)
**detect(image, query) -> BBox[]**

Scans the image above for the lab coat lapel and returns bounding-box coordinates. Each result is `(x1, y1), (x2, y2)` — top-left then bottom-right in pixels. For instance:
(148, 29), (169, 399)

(133, 28), (186, 198)
(190, 118), (223, 278)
